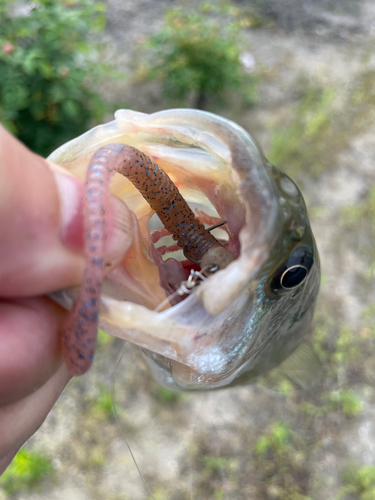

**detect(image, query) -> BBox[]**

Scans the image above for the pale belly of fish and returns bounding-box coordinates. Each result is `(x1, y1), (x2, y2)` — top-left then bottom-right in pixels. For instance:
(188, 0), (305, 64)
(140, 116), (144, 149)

(48, 109), (321, 391)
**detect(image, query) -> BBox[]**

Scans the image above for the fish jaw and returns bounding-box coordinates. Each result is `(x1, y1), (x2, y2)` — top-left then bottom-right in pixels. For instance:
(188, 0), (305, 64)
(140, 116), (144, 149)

(48, 109), (319, 390)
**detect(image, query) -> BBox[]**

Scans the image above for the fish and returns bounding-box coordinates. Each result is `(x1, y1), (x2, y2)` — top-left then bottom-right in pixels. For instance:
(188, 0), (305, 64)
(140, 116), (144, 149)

(48, 108), (321, 391)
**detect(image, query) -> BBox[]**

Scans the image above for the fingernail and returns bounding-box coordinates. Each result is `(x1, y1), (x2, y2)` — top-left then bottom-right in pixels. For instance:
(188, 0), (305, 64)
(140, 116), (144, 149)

(53, 170), (133, 266)
(53, 170), (85, 251)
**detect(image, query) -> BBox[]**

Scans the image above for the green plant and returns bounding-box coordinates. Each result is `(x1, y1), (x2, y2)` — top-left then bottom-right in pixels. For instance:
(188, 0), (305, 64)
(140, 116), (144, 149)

(340, 187), (375, 228)
(255, 421), (291, 455)
(300, 389), (362, 418)
(255, 421), (311, 500)
(312, 305), (362, 374)
(311, 304), (334, 363)
(137, 4), (257, 109)
(363, 304), (375, 337)
(202, 455), (235, 474)
(321, 389), (362, 417)
(268, 83), (336, 178)
(90, 385), (120, 420)
(0, 448), (53, 494)
(332, 325), (360, 366)
(97, 328), (114, 346)
(340, 187), (375, 278)
(336, 463), (375, 500)
(153, 385), (183, 404)
(0, 0), (111, 156)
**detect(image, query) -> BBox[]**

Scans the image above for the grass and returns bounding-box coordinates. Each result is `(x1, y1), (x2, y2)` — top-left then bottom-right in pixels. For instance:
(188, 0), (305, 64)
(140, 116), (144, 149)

(340, 187), (375, 227)
(267, 83), (337, 179)
(152, 385), (184, 404)
(321, 389), (362, 418)
(300, 389), (362, 419)
(0, 448), (53, 495)
(363, 304), (375, 337)
(340, 186), (375, 279)
(336, 463), (375, 500)
(91, 387), (118, 420)
(88, 385), (121, 421)
(201, 453), (238, 497)
(301, 306), (367, 418)
(311, 303), (336, 363)
(254, 421), (311, 500)
(311, 302), (367, 377)
(331, 325), (361, 368)
(268, 65), (375, 181)
(255, 421), (291, 455)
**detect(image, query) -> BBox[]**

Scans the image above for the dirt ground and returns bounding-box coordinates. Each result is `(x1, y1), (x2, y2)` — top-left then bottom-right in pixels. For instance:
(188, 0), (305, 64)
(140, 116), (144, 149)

(2, 1), (375, 499)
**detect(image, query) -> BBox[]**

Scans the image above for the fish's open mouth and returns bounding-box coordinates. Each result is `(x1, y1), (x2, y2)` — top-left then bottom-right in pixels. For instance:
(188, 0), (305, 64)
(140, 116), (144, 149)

(100, 146), (244, 312)
(48, 109), (281, 388)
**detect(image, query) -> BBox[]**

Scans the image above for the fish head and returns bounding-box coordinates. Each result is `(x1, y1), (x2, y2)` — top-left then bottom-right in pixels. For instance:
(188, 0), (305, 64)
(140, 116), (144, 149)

(48, 109), (320, 391)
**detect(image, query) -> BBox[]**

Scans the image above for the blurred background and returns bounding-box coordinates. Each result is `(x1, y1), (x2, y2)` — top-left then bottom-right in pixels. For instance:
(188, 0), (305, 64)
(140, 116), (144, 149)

(1, 0), (375, 498)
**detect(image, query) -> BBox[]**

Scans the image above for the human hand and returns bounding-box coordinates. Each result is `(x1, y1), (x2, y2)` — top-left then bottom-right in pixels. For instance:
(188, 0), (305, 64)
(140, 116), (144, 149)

(0, 125), (127, 474)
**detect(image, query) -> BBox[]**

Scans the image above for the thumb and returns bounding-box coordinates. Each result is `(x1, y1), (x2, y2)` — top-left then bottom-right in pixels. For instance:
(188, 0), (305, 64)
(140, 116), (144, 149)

(0, 125), (130, 297)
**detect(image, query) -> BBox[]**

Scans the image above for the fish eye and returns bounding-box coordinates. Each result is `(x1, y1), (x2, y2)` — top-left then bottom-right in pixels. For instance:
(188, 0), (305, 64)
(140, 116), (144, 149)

(280, 265), (307, 289)
(269, 246), (314, 294)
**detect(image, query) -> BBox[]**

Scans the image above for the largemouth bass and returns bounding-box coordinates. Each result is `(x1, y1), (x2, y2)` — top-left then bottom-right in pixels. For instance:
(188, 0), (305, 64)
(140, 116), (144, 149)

(48, 109), (320, 391)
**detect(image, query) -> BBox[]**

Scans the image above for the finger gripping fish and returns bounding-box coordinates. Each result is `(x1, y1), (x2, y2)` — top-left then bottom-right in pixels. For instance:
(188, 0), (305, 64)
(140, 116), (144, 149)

(62, 143), (234, 375)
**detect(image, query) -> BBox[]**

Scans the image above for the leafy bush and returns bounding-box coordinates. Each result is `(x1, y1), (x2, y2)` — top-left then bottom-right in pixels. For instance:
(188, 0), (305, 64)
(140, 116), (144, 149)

(0, 448), (53, 494)
(0, 0), (111, 156)
(137, 4), (257, 109)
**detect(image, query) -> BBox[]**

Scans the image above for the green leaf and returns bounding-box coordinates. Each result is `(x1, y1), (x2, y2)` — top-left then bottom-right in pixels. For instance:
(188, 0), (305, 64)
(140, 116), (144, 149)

(0, 448), (53, 495)
(38, 60), (54, 78)
(62, 99), (80, 118)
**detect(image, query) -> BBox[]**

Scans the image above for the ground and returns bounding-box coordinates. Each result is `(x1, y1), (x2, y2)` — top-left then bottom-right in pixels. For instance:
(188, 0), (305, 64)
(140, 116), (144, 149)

(1, 1), (375, 499)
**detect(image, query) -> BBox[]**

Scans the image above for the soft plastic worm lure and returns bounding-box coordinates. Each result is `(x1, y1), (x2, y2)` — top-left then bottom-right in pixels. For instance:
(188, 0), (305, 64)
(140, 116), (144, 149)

(62, 143), (234, 375)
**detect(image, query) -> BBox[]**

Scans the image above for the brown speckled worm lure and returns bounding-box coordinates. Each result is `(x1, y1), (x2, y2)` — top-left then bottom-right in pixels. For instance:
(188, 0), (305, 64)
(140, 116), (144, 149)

(62, 144), (234, 376)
